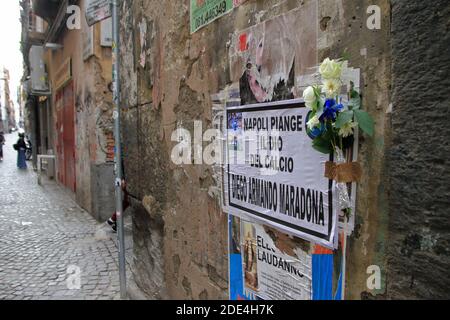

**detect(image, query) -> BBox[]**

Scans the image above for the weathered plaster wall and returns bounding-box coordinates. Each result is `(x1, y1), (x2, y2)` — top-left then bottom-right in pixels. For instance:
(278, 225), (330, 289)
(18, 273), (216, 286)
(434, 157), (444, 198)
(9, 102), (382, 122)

(387, 0), (450, 299)
(119, 0), (392, 299)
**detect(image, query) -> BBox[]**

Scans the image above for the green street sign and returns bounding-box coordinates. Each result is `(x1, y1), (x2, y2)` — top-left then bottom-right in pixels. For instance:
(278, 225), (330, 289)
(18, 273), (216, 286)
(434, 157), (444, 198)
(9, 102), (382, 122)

(190, 0), (233, 33)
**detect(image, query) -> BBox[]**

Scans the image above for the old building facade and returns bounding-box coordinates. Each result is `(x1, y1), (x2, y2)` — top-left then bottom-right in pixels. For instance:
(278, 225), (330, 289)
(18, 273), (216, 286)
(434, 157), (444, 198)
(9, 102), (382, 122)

(0, 68), (16, 133)
(21, 0), (116, 221)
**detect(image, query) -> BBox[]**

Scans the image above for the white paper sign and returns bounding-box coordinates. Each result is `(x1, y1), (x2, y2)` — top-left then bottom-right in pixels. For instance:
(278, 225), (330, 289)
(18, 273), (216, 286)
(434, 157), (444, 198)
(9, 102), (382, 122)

(100, 18), (113, 47)
(85, 0), (112, 26)
(225, 99), (337, 248)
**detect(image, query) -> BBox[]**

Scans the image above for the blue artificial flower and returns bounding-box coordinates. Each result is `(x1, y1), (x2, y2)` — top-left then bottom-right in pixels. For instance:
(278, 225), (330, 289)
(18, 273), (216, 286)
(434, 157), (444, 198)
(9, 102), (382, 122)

(325, 98), (336, 108)
(309, 125), (326, 139)
(319, 99), (344, 122)
(335, 103), (344, 112)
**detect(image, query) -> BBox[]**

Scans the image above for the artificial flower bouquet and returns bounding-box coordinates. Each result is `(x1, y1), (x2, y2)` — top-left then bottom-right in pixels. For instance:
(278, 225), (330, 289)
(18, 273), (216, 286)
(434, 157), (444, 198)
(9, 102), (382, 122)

(303, 57), (375, 218)
(304, 57), (374, 155)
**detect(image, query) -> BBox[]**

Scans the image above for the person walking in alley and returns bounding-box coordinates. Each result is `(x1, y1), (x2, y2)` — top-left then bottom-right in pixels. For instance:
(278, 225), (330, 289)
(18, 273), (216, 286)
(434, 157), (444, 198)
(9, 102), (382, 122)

(0, 132), (5, 161)
(13, 133), (27, 170)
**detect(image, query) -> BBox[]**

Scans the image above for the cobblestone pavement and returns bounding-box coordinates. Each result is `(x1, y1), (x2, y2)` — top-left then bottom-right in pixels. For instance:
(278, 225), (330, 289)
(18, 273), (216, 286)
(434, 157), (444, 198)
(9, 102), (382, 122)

(0, 133), (121, 300)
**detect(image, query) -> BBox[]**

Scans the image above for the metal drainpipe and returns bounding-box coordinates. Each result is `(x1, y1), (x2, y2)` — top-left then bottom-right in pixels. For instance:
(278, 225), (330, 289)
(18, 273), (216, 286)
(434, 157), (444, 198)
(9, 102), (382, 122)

(112, 0), (127, 300)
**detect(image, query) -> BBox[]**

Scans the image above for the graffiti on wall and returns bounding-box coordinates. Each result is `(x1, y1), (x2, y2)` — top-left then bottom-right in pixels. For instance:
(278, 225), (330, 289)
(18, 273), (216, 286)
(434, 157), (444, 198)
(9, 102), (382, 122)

(96, 106), (115, 162)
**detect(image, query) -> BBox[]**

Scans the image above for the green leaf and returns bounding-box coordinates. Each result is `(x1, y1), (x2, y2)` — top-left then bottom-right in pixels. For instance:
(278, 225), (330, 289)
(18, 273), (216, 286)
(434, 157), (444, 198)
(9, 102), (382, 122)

(350, 88), (359, 99)
(316, 98), (325, 114)
(313, 142), (332, 154)
(312, 136), (332, 154)
(354, 109), (375, 136)
(347, 84), (361, 110)
(335, 110), (354, 128)
(342, 52), (351, 61)
(348, 90), (361, 110)
(313, 85), (322, 98)
(348, 97), (361, 110)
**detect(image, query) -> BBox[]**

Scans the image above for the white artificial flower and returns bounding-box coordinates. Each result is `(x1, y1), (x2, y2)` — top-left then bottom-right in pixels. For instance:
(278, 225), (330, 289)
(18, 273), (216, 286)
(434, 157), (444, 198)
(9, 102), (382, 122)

(322, 79), (342, 98)
(338, 121), (358, 138)
(319, 58), (343, 80)
(303, 86), (317, 109)
(307, 114), (320, 130)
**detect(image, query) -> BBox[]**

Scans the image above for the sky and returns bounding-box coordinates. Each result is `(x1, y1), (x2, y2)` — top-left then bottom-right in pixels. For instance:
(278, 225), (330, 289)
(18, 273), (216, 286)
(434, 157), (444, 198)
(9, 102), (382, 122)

(0, 0), (23, 122)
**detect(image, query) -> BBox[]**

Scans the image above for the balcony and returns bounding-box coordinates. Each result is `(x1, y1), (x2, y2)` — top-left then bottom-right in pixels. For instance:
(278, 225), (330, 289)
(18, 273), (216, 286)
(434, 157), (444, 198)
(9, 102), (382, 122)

(28, 13), (47, 43)
(32, 0), (61, 23)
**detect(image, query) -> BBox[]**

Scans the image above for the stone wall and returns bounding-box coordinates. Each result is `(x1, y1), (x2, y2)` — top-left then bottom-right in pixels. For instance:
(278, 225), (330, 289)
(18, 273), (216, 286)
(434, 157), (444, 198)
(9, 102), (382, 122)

(117, 0), (443, 300)
(387, 0), (450, 299)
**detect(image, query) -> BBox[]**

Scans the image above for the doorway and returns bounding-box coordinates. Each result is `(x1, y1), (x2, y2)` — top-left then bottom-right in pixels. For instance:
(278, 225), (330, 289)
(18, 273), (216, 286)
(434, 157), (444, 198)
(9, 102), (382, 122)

(55, 81), (76, 192)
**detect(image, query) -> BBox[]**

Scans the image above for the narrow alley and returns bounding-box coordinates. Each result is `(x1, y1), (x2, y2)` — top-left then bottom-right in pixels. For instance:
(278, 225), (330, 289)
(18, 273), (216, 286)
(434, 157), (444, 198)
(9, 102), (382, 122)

(0, 133), (121, 300)
(0, 0), (448, 305)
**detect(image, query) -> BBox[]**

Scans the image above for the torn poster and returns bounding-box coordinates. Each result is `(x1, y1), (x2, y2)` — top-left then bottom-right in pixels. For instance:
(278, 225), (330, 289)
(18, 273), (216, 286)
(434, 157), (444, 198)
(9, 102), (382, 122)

(229, 2), (318, 105)
(229, 216), (312, 300)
